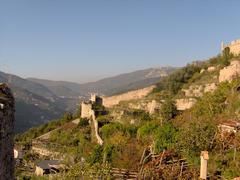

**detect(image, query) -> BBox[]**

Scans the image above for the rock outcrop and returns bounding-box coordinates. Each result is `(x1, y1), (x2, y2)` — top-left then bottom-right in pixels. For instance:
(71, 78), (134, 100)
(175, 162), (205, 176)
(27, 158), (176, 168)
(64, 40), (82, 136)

(175, 98), (197, 111)
(103, 86), (155, 107)
(219, 60), (240, 82)
(183, 85), (203, 97)
(0, 83), (15, 179)
(204, 83), (217, 93)
(183, 83), (217, 98)
(207, 66), (216, 72)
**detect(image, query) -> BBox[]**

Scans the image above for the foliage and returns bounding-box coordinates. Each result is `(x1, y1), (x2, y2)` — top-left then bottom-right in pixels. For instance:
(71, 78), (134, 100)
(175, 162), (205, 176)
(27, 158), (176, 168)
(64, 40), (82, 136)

(154, 64), (201, 94)
(137, 122), (159, 139)
(87, 145), (104, 165)
(160, 98), (178, 121)
(100, 122), (137, 139)
(193, 82), (230, 118)
(15, 112), (74, 143)
(78, 118), (89, 127)
(221, 47), (232, 66)
(154, 123), (178, 153)
(177, 120), (217, 158)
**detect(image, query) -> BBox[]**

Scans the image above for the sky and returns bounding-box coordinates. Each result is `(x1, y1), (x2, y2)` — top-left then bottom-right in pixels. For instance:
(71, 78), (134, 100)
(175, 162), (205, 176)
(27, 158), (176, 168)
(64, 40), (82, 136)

(1, 0), (240, 83)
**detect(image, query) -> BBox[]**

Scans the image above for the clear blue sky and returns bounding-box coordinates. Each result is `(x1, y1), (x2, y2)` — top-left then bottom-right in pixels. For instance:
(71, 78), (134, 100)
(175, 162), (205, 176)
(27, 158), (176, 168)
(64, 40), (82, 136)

(1, 0), (240, 83)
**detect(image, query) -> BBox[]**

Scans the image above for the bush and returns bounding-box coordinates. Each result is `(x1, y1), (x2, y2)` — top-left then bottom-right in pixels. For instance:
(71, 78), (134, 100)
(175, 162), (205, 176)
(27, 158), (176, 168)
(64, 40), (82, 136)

(177, 120), (216, 158)
(100, 123), (124, 139)
(87, 145), (103, 165)
(137, 122), (159, 139)
(78, 118), (89, 127)
(160, 98), (178, 121)
(154, 123), (178, 153)
(193, 82), (230, 118)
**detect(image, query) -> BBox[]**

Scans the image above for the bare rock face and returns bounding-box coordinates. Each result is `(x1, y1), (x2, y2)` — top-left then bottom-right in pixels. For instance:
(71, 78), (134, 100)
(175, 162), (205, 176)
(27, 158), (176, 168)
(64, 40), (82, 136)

(204, 83), (217, 93)
(207, 66), (216, 72)
(183, 85), (204, 97)
(219, 60), (240, 82)
(0, 83), (15, 179)
(175, 98), (197, 111)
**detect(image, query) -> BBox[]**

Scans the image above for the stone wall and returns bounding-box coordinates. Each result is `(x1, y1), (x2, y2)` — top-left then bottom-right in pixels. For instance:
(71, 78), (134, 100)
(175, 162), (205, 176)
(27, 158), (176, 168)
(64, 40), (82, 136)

(222, 40), (240, 55)
(103, 85), (155, 107)
(81, 102), (93, 119)
(0, 83), (15, 179)
(128, 100), (161, 114)
(175, 98), (197, 111)
(219, 60), (240, 82)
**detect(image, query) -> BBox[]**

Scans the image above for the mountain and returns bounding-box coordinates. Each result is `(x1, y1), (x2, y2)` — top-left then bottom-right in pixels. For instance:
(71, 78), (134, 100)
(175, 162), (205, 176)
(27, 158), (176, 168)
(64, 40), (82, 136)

(0, 71), (66, 133)
(0, 67), (175, 133)
(28, 67), (176, 96)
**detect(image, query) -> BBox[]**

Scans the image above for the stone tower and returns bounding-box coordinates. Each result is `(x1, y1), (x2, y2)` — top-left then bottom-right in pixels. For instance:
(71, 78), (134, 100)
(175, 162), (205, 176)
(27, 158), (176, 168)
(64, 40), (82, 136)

(0, 83), (15, 179)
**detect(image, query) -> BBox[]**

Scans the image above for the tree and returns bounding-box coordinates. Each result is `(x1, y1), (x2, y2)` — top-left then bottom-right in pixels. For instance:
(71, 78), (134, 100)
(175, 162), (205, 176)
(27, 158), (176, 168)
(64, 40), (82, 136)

(154, 123), (178, 153)
(160, 98), (178, 122)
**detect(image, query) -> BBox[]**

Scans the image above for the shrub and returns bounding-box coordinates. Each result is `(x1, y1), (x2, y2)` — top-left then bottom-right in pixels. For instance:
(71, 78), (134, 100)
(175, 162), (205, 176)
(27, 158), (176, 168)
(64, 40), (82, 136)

(78, 118), (89, 127)
(154, 123), (178, 153)
(160, 98), (178, 121)
(87, 145), (103, 165)
(137, 122), (159, 139)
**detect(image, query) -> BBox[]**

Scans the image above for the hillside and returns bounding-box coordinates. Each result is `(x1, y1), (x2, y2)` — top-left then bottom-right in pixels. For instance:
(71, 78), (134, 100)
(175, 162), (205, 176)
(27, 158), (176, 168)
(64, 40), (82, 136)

(0, 67), (174, 133)
(15, 50), (240, 179)
(0, 72), (66, 133)
(28, 67), (175, 96)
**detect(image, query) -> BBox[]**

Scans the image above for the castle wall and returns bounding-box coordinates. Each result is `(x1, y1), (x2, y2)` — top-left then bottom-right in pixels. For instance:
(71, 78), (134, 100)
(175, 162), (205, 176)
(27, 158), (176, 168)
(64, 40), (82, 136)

(103, 85), (155, 107)
(81, 102), (93, 119)
(222, 40), (240, 55)
(0, 84), (15, 179)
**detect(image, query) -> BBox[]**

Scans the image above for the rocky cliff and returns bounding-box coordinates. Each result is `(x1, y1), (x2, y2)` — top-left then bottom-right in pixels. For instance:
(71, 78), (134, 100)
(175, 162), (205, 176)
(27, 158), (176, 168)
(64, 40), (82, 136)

(0, 83), (15, 179)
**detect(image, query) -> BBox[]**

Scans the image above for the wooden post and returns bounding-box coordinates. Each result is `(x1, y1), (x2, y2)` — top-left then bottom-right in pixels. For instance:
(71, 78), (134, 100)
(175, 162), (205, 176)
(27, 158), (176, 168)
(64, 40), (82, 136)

(234, 147), (236, 162)
(200, 151), (209, 180)
(180, 162), (184, 177)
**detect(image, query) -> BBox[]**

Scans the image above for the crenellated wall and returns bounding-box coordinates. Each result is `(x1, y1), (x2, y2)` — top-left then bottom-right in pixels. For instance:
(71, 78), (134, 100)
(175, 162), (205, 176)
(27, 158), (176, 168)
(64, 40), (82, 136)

(0, 83), (15, 179)
(222, 39), (240, 55)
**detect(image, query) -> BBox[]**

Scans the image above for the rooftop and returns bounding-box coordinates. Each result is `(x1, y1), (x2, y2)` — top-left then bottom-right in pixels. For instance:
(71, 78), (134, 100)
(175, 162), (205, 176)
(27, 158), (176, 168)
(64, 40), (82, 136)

(36, 160), (61, 170)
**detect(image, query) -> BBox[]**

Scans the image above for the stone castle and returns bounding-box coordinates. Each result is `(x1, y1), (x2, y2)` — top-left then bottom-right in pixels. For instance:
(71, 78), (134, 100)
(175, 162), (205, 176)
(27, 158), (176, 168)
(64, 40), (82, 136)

(221, 39), (240, 55)
(0, 83), (15, 179)
(81, 94), (104, 145)
(81, 94), (103, 119)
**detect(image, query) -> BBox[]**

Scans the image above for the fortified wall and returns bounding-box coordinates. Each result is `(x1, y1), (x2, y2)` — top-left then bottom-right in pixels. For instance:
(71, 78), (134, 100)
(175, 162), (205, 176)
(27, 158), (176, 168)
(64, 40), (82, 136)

(0, 83), (15, 179)
(221, 39), (240, 55)
(80, 94), (104, 145)
(103, 85), (156, 108)
(81, 94), (103, 119)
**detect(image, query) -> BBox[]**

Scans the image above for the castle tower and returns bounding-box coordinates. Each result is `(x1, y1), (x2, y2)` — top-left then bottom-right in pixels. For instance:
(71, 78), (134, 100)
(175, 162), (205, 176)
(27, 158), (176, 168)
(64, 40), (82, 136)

(0, 83), (15, 179)
(90, 94), (97, 103)
(221, 41), (225, 51)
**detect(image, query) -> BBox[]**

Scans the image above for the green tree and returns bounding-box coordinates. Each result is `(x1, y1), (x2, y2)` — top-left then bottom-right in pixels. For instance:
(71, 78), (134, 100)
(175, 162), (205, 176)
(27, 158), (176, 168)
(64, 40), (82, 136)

(154, 123), (178, 153)
(160, 98), (178, 121)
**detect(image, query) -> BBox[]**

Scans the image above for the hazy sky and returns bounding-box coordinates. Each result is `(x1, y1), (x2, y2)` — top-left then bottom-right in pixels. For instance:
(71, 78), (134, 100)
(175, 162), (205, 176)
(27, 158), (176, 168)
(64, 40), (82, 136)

(1, 0), (240, 83)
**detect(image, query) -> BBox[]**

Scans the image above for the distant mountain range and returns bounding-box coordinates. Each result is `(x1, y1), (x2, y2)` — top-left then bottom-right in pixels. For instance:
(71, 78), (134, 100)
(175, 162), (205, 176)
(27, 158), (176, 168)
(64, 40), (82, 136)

(0, 67), (176, 133)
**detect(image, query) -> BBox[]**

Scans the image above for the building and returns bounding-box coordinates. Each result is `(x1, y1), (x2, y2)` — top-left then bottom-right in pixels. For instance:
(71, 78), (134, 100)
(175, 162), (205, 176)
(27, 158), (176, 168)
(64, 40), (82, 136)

(81, 94), (103, 119)
(218, 120), (240, 134)
(90, 93), (103, 105)
(81, 101), (93, 119)
(221, 39), (240, 55)
(35, 160), (63, 176)
(0, 83), (15, 180)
